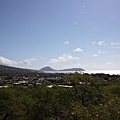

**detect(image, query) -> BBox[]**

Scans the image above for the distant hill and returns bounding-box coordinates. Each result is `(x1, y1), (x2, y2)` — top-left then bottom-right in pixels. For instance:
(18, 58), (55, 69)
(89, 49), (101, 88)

(40, 66), (85, 72)
(60, 68), (85, 71)
(0, 64), (38, 73)
(40, 66), (56, 71)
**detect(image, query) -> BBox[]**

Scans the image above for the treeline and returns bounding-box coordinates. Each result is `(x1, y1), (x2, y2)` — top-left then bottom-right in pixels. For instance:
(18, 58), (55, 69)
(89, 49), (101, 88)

(0, 73), (120, 120)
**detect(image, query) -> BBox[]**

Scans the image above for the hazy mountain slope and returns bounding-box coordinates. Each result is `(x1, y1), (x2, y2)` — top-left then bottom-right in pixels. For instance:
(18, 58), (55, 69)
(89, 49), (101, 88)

(40, 66), (85, 72)
(0, 64), (37, 73)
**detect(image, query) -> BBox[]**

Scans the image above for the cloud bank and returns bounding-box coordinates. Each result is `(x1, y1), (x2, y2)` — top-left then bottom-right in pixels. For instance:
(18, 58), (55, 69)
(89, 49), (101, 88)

(0, 56), (17, 66)
(48, 54), (79, 64)
(0, 56), (36, 67)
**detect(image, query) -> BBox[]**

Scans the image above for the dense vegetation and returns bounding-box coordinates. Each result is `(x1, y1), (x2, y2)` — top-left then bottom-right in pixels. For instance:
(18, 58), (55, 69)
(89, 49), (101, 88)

(0, 73), (120, 120)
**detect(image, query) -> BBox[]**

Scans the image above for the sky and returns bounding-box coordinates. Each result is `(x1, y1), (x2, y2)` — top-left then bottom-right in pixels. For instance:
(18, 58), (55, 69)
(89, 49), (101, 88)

(0, 0), (120, 70)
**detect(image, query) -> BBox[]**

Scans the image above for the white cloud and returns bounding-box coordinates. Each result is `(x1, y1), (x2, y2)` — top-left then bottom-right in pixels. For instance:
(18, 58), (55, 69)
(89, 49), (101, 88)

(98, 50), (101, 54)
(93, 54), (98, 57)
(22, 58), (36, 65)
(64, 41), (69, 44)
(98, 50), (105, 54)
(0, 56), (17, 66)
(48, 54), (79, 64)
(92, 41), (96, 45)
(93, 50), (105, 57)
(92, 41), (106, 46)
(98, 41), (105, 46)
(74, 48), (83, 52)
(0, 56), (37, 68)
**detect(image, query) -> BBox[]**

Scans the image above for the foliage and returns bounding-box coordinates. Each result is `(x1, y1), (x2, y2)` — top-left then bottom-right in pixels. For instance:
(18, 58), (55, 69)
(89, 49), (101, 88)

(0, 73), (120, 120)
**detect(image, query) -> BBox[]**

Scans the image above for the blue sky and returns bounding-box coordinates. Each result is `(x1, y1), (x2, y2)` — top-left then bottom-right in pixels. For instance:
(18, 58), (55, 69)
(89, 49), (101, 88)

(0, 0), (120, 70)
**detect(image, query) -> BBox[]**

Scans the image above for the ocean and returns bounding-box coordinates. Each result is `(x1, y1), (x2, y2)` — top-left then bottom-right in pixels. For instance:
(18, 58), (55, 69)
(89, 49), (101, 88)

(83, 70), (120, 75)
(44, 70), (120, 75)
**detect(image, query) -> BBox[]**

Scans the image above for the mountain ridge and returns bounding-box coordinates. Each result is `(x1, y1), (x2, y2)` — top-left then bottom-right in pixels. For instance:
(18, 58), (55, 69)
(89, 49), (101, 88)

(0, 64), (38, 73)
(40, 66), (85, 72)
(0, 65), (85, 73)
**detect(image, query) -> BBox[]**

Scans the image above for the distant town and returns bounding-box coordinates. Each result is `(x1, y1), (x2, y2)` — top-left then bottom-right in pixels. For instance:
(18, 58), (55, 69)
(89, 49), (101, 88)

(0, 64), (119, 88)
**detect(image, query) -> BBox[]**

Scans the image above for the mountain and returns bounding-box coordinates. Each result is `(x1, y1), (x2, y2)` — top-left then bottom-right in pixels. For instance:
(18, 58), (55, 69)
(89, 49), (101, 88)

(40, 66), (56, 71)
(60, 68), (85, 71)
(40, 66), (85, 72)
(0, 64), (38, 73)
